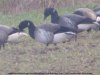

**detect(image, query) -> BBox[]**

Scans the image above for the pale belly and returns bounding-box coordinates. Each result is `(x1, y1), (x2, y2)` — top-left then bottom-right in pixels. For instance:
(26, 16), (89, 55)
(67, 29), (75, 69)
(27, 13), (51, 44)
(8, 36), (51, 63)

(7, 32), (28, 44)
(53, 32), (75, 44)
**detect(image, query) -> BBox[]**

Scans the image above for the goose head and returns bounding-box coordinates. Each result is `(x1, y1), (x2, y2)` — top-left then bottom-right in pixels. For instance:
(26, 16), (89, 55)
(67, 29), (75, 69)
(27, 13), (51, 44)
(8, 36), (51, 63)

(19, 20), (35, 31)
(44, 7), (58, 20)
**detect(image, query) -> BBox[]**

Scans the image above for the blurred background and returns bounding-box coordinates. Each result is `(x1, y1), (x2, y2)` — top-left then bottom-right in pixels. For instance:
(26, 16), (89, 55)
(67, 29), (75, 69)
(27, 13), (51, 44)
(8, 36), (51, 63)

(0, 0), (100, 15)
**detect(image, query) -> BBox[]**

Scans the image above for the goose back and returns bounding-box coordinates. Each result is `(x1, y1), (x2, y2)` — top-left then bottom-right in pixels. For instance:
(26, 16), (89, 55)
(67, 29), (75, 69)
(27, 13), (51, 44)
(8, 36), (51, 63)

(73, 8), (97, 22)
(39, 23), (60, 33)
(0, 25), (19, 35)
(64, 14), (89, 26)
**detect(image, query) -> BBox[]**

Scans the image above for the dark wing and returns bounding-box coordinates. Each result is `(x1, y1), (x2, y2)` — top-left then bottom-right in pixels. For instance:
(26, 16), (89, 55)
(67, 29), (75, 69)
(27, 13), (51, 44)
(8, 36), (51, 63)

(0, 25), (19, 35)
(58, 16), (78, 32)
(8, 27), (20, 35)
(63, 14), (86, 25)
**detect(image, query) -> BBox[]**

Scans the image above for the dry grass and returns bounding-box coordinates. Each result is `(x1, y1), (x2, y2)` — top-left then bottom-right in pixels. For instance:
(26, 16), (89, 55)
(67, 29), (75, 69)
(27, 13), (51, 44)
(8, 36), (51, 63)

(0, 0), (100, 15)
(0, 31), (100, 75)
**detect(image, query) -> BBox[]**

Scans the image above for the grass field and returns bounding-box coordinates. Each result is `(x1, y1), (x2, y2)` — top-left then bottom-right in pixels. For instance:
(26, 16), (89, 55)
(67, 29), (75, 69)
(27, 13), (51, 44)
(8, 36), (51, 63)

(0, 6), (100, 75)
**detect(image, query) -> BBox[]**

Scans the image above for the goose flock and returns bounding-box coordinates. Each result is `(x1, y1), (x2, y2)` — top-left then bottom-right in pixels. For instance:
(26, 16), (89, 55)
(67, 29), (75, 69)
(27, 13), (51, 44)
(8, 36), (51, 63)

(0, 6), (100, 49)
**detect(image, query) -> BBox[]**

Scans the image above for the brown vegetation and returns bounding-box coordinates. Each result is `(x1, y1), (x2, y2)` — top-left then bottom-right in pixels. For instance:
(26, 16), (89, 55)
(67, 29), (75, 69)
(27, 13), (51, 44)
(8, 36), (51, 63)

(0, 0), (100, 14)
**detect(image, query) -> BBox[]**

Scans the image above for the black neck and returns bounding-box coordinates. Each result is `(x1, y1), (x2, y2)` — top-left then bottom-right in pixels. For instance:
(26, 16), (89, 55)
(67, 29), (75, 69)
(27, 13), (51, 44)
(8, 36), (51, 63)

(28, 25), (36, 38)
(51, 12), (59, 23)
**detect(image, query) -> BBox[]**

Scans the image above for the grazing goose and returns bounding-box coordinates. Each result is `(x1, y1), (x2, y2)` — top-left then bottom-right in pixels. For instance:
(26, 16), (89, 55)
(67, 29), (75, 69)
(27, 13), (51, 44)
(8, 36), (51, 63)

(19, 20), (76, 46)
(73, 8), (97, 23)
(43, 7), (98, 41)
(73, 8), (100, 32)
(0, 25), (27, 49)
(44, 7), (79, 33)
(43, 7), (94, 33)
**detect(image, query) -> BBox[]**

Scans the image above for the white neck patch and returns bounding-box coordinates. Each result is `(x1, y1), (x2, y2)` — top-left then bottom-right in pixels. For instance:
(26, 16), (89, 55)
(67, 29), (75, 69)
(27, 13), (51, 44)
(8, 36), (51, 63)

(28, 22), (30, 26)
(96, 16), (100, 21)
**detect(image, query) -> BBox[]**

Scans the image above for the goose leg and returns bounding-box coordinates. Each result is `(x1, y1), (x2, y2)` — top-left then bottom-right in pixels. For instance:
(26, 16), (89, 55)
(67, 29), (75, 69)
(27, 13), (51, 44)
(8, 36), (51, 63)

(46, 43), (49, 46)
(74, 34), (77, 41)
(3, 44), (5, 49)
(87, 28), (92, 33)
(0, 45), (1, 49)
(54, 43), (57, 46)
(69, 33), (77, 42)
(63, 41), (66, 43)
